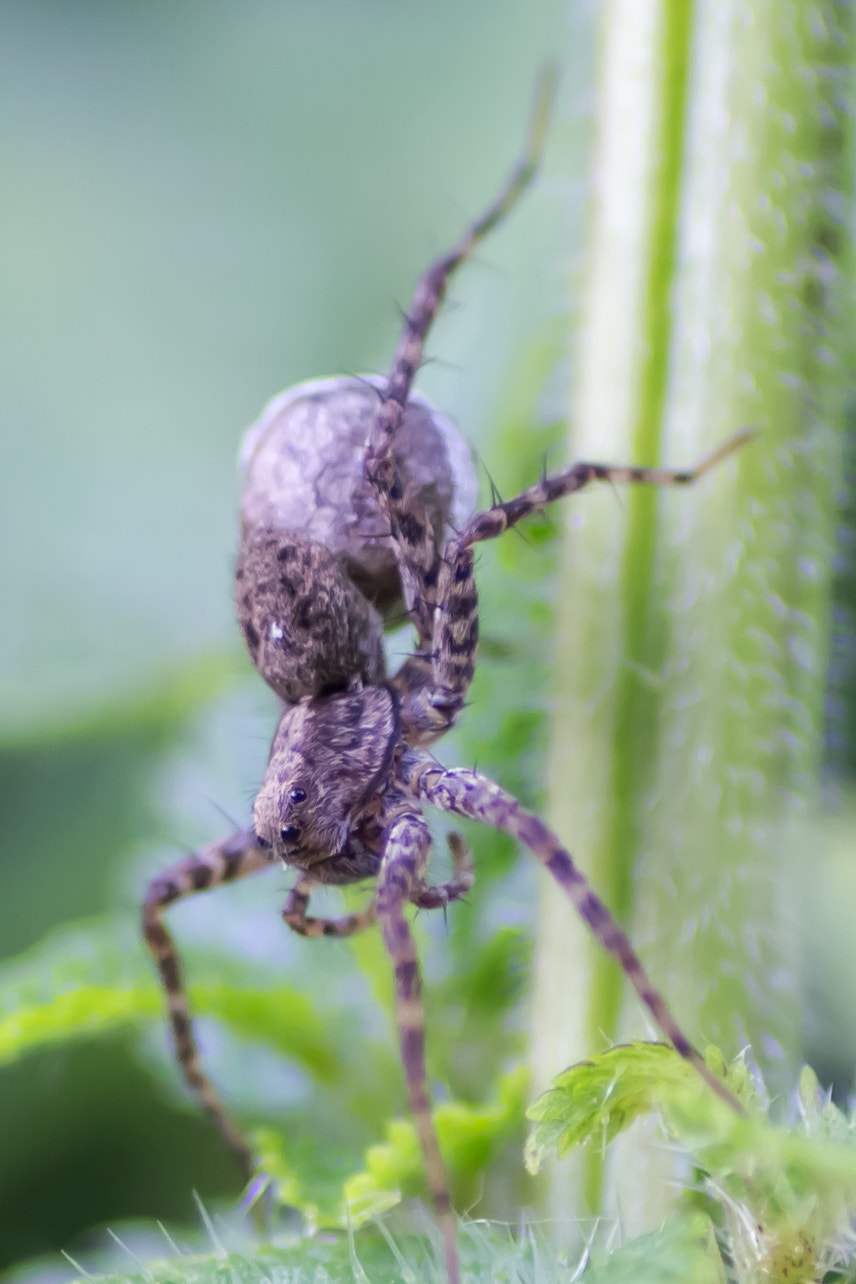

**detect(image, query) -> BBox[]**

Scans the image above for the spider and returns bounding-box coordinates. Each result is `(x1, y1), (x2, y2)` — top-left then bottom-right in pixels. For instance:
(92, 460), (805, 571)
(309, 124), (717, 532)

(144, 75), (748, 1284)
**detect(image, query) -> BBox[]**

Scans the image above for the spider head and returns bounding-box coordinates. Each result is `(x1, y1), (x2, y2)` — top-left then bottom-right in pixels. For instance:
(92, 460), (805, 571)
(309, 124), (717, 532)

(253, 685), (399, 869)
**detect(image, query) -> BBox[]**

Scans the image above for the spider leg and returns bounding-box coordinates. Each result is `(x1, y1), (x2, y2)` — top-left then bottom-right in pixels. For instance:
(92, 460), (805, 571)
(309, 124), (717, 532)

(458, 429), (753, 549)
(410, 832), (474, 910)
(376, 807), (460, 1284)
(365, 70), (555, 643)
(405, 756), (743, 1115)
(405, 429), (755, 736)
(282, 877), (376, 938)
(143, 829), (273, 1177)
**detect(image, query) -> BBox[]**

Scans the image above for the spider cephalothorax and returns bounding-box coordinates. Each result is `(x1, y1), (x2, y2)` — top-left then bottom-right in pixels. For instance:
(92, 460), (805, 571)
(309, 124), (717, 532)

(253, 686), (398, 875)
(144, 73), (750, 1284)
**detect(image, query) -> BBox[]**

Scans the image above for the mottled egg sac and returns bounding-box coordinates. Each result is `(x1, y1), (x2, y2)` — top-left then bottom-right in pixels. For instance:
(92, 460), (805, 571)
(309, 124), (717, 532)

(235, 376), (477, 702)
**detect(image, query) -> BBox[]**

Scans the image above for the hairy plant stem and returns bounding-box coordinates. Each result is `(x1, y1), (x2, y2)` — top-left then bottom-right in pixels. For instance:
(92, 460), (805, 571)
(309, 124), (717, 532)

(532, 0), (851, 1228)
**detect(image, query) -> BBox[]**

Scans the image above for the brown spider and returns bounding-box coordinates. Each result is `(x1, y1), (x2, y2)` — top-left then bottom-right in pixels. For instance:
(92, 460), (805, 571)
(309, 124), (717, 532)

(144, 75), (748, 1284)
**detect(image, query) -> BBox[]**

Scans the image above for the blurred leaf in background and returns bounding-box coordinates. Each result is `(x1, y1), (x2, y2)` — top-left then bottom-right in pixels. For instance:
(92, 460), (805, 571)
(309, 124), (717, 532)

(0, 0), (579, 1275)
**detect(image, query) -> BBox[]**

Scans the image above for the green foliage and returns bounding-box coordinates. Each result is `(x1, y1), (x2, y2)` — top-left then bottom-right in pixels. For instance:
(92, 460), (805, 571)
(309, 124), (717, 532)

(0, 919), (342, 1080)
(342, 1068), (528, 1226)
(60, 1216), (728, 1284)
(0, 912), (532, 1232)
(527, 1043), (856, 1283)
(248, 1071), (528, 1233)
(524, 1043), (748, 1163)
(63, 1234), (417, 1284)
(583, 1214), (725, 1284)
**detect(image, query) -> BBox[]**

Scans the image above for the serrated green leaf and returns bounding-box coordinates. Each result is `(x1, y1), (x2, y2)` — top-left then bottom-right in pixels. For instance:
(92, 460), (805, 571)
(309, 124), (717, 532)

(63, 1237), (409, 1284)
(524, 1042), (733, 1172)
(526, 1043), (856, 1281)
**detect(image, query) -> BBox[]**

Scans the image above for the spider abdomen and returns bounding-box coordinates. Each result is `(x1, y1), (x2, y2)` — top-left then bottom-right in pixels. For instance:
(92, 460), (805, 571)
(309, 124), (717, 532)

(235, 526), (386, 702)
(239, 375), (476, 624)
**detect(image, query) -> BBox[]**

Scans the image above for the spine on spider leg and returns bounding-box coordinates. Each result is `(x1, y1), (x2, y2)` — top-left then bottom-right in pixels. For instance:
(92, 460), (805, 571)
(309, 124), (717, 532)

(535, 0), (850, 1228)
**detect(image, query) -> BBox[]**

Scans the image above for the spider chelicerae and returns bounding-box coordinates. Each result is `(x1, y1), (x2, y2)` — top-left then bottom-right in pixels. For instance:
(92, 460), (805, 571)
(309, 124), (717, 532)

(144, 76), (748, 1284)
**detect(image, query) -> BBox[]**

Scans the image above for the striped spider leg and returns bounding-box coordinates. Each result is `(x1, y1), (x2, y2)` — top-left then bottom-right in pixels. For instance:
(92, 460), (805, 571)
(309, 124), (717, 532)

(366, 428), (751, 1282)
(364, 65), (557, 646)
(143, 730), (474, 1188)
(143, 830), (271, 1177)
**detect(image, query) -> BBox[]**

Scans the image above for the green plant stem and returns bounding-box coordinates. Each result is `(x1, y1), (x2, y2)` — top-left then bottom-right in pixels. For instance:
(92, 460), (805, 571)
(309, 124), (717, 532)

(532, 0), (850, 1226)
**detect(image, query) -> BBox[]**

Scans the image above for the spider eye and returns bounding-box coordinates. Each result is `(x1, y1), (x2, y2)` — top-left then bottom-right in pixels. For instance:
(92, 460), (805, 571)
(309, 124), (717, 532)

(280, 824), (301, 844)
(289, 787), (307, 804)
(255, 833), (272, 850)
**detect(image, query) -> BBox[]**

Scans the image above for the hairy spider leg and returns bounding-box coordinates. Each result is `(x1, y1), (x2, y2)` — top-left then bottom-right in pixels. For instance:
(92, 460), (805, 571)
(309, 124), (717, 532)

(283, 878), (377, 938)
(282, 846), (472, 934)
(387, 431), (753, 741)
(428, 429), (754, 721)
(143, 830), (274, 1176)
(375, 802), (460, 1284)
(410, 831), (474, 909)
(392, 438), (754, 1108)
(405, 757), (742, 1114)
(282, 824), (472, 1280)
(364, 69), (556, 642)
(459, 428), (754, 549)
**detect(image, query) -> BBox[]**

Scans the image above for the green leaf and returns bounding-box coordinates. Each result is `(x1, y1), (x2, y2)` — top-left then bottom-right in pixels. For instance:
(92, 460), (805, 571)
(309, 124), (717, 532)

(0, 918), (340, 1083)
(526, 1044), (856, 1282)
(63, 1237), (409, 1284)
(437, 925), (530, 1024)
(524, 1042), (745, 1173)
(62, 1214), (726, 1284)
(344, 1067), (528, 1225)
(254, 1068), (529, 1231)
(585, 1213), (725, 1284)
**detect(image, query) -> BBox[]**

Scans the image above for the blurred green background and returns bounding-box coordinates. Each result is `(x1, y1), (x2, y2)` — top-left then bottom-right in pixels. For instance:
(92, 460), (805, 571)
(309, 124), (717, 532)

(0, 0), (577, 1275)
(2, 2), (856, 1280)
